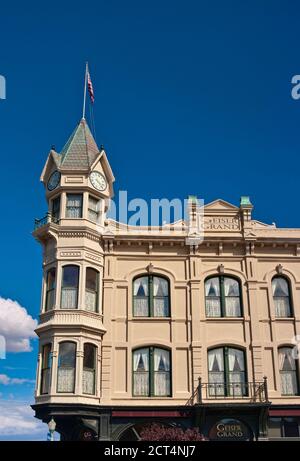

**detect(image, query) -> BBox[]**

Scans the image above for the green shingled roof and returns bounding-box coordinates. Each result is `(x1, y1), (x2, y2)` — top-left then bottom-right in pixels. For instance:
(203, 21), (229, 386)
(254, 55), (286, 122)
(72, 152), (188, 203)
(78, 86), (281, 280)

(60, 119), (100, 169)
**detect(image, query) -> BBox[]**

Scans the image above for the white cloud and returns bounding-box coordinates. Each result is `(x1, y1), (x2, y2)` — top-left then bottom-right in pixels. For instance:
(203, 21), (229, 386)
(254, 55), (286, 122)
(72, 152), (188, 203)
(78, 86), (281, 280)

(0, 399), (45, 437)
(0, 374), (35, 385)
(0, 297), (38, 352)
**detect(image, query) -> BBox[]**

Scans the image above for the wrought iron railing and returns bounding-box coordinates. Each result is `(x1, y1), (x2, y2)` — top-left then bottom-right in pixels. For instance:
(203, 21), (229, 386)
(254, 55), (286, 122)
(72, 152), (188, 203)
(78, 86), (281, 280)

(195, 376), (269, 403)
(34, 213), (60, 230)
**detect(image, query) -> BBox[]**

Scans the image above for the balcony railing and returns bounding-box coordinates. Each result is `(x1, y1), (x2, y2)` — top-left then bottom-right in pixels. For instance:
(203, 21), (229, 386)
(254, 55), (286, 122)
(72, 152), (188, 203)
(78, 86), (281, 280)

(195, 376), (269, 404)
(34, 213), (60, 230)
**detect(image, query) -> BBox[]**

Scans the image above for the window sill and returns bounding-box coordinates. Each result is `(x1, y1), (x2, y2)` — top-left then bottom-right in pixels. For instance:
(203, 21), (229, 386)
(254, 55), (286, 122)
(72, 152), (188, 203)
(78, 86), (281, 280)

(273, 317), (295, 321)
(131, 317), (172, 321)
(205, 317), (245, 321)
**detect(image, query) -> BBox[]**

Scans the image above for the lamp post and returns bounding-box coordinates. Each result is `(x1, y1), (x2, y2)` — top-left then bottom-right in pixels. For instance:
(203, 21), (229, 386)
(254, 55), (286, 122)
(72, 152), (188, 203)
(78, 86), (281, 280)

(47, 418), (56, 441)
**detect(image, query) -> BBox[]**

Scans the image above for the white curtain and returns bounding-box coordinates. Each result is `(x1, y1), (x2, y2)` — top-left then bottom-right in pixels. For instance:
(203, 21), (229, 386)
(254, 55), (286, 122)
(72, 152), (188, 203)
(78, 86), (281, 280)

(208, 348), (224, 396)
(205, 278), (221, 317)
(57, 368), (75, 392)
(88, 197), (100, 222)
(61, 288), (77, 309)
(133, 277), (149, 316)
(154, 349), (170, 396)
(66, 195), (82, 218)
(224, 278), (241, 317)
(83, 369), (95, 394)
(85, 290), (97, 312)
(133, 349), (149, 396)
(228, 348), (245, 396)
(279, 348), (298, 395)
(272, 278), (291, 317)
(153, 277), (169, 317)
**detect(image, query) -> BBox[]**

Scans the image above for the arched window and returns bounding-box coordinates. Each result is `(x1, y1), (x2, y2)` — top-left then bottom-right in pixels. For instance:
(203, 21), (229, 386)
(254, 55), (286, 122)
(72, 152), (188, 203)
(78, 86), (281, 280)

(133, 275), (170, 317)
(205, 276), (242, 317)
(272, 277), (292, 317)
(279, 347), (299, 396)
(208, 347), (247, 397)
(61, 265), (79, 309)
(57, 342), (76, 393)
(40, 344), (52, 394)
(133, 347), (171, 397)
(83, 343), (96, 395)
(85, 268), (99, 312)
(45, 268), (56, 311)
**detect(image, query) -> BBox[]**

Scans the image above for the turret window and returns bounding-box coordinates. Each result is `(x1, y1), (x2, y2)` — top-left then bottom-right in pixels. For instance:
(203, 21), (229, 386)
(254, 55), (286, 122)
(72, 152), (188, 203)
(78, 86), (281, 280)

(88, 196), (101, 223)
(57, 342), (76, 393)
(133, 275), (170, 317)
(272, 277), (292, 317)
(66, 194), (83, 218)
(133, 347), (171, 397)
(40, 344), (52, 394)
(83, 343), (96, 395)
(85, 268), (99, 312)
(61, 265), (79, 309)
(45, 268), (56, 311)
(205, 276), (242, 317)
(51, 196), (61, 223)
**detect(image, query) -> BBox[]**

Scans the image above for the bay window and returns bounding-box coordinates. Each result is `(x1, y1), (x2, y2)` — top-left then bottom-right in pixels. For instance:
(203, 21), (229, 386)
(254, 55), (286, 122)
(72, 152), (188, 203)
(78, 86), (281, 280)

(66, 193), (83, 218)
(133, 347), (171, 397)
(205, 276), (242, 317)
(272, 277), (292, 317)
(45, 267), (56, 311)
(41, 344), (52, 394)
(57, 342), (76, 393)
(133, 275), (170, 317)
(61, 265), (79, 309)
(208, 347), (247, 397)
(279, 347), (298, 395)
(85, 268), (99, 312)
(83, 343), (96, 395)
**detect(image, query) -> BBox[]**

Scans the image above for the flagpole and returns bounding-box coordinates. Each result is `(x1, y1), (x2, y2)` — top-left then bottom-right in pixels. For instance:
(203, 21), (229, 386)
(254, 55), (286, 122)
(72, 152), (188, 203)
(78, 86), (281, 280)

(82, 62), (88, 119)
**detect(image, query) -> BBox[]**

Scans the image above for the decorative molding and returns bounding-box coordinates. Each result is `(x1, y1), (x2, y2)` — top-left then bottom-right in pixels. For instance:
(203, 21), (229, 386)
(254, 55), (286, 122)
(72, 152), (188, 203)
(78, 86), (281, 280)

(218, 264), (225, 274)
(65, 176), (84, 183)
(58, 231), (99, 242)
(276, 264), (283, 274)
(86, 252), (102, 263)
(147, 263), (154, 273)
(60, 251), (81, 258)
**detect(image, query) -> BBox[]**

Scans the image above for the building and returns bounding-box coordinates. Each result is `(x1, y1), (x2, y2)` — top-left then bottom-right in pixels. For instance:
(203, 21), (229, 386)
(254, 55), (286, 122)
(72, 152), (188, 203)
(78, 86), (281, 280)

(32, 118), (300, 441)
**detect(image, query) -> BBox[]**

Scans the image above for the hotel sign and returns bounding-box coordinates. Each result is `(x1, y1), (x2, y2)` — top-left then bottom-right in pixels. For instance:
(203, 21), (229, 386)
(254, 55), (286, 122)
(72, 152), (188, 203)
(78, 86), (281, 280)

(201, 217), (241, 231)
(209, 418), (251, 441)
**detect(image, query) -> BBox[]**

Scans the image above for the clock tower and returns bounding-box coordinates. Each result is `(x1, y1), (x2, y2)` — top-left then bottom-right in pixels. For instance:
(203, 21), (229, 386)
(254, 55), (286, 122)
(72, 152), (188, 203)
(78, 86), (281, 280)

(32, 118), (115, 440)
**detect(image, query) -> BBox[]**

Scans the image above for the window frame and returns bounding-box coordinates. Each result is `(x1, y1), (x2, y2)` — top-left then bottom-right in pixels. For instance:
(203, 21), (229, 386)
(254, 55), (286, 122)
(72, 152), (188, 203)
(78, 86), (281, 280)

(85, 267), (99, 312)
(61, 265), (80, 310)
(51, 195), (61, 223)
(45, 267), (56, 312)
(272, 276), (293, 318)
(278, 346), (299, 396)
(205, 275), (243, 318)
(83, 343), (97, 395)
(132, 274), (170, 318)
(207, 346), (248, 397)
(40, 343), (52, 395)
(88, 195), (101, 223)
(66, 193), (83, 219)
(132, 346), (172, 397)
(57, 341), (77, 393)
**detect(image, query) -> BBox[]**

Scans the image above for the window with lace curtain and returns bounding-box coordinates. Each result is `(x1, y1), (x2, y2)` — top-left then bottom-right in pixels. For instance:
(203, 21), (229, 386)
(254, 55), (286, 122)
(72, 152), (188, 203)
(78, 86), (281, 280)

(66, 193), (83, 218)
(205, 276), (242, 317)
(88, 196), (101, 222)
(61, 265), (79, 309)
(133, 347), (171, 397)
(83, 343), (96, 395)
(279, 347), (299, 395)
(272, 277), (292, 318)
(57, 342), (76, 393)
(41, 344), (52, 394)
(208, 347), (247, 397)
(45, 267), (56, 311)
(85, 268), (99, 312)
(51, 196), (61, 223)
(133, 275), (170, 317)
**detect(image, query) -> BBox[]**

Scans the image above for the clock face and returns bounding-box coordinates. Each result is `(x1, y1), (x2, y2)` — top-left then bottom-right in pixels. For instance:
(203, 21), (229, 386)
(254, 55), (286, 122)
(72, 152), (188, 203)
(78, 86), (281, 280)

(89, 171), (107, 191)
(47, 170), (61, 191)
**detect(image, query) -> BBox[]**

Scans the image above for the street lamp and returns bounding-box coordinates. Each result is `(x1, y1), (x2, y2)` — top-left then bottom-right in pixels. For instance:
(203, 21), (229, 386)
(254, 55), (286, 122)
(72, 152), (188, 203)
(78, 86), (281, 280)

(48, 418), (56, 441)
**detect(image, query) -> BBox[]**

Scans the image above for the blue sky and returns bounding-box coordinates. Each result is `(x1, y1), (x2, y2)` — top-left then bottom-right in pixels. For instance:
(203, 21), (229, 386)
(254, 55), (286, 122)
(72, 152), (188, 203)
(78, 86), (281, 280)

(0, 0), (300, 440)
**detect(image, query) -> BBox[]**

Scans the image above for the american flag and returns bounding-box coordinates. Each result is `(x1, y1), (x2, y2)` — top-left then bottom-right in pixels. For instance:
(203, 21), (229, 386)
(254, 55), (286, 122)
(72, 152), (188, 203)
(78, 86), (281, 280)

(87, 70), (95, 104)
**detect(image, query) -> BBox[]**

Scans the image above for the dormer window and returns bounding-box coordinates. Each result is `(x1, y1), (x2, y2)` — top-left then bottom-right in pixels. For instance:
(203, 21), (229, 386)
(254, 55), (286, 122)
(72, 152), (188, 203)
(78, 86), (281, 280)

(66, 194), (83, 218)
